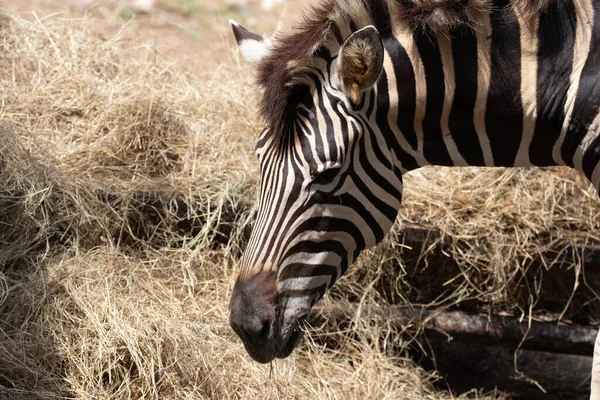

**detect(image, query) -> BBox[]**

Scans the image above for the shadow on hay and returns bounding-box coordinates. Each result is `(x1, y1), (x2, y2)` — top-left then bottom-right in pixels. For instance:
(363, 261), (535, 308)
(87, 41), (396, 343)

(345, 226), (600, 325)
(97, 189), (253, 253)
(0, 131), (68, 398)
(0, 126), (253, 398)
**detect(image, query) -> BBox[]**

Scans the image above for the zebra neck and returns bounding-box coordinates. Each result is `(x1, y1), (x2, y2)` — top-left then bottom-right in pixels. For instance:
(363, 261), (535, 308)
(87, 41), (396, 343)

(374, 0), (600, 175)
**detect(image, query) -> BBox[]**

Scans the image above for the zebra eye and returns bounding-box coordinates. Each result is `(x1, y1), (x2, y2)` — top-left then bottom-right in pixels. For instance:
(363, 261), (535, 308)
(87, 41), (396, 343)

(312, 168), (339, 185)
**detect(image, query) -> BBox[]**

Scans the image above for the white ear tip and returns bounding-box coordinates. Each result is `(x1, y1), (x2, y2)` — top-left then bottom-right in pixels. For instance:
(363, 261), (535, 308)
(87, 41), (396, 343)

(359, 25), (378, 33)
(229, 19), (240, 27)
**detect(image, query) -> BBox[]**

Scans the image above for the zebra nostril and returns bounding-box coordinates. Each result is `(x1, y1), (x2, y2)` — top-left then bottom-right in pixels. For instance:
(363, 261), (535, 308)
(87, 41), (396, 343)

(258, 319), (271, 342)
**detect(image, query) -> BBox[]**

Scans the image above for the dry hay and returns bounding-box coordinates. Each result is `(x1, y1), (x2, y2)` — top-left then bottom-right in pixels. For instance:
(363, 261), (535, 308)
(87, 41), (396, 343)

(0, 12), (499, 400)
(1, 7), (598, 398)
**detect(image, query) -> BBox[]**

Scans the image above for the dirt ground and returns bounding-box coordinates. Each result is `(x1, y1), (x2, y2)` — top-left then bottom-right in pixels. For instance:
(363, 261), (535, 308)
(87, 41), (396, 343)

(0, 0), (303, 69)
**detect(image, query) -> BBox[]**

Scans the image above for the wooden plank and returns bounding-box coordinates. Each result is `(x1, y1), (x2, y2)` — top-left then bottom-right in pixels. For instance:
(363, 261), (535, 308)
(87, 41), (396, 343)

(312, 304), (597, 356)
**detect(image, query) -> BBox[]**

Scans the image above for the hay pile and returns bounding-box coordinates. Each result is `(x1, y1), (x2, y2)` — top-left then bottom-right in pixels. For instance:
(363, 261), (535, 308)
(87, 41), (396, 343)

(332, 166), (600, 323)
(401, 167), (600, 314)
(1, 9), (599, 398)
(0, 13), (498, 399)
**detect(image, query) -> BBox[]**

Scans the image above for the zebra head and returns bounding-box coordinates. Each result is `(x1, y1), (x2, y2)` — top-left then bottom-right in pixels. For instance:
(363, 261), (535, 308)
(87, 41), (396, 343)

(228, 20), (402, 363)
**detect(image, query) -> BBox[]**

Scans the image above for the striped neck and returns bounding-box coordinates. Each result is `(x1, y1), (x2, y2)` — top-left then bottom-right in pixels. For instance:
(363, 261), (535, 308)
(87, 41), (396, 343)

(372, 0), (600, 178)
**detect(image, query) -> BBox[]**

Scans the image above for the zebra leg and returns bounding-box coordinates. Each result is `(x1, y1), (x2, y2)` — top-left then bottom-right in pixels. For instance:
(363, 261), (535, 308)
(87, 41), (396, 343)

(592, 329), (600, 399)
(591, 179), (600, 399)
(592, 149), (600, 399)
(579, 136), (600, 399)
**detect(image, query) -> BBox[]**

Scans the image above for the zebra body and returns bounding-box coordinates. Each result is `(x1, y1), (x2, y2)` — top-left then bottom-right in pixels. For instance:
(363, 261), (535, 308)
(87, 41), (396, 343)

(228, 0), (600, 395)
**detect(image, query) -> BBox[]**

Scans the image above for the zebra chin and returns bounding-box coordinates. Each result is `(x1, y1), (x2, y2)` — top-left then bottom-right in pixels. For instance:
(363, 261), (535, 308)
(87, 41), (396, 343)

(240, 322), (306, 364)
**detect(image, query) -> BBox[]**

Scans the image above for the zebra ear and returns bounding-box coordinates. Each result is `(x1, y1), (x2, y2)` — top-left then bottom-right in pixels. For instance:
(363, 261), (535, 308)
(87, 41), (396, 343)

(338, 26), (384, 104)
(230, 20), (268, 66)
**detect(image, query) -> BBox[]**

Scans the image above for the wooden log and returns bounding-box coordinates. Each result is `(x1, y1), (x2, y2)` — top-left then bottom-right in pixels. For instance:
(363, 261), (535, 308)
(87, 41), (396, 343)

(546, 242), (600, 269)
(311, 304), (598, 357)
(429, 340), (592, 397)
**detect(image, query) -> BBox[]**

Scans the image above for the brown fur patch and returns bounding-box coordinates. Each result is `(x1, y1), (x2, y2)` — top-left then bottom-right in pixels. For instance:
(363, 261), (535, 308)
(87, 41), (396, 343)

(397, 0), (492, 33)
(256, 0), (337, 143)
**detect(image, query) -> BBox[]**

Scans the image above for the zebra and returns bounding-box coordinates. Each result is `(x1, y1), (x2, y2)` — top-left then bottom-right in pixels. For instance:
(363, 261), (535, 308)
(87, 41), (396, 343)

(227, 0), (600, 395)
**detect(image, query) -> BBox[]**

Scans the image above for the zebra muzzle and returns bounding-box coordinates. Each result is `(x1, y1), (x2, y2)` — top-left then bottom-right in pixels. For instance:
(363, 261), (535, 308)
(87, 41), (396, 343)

(229, 270), (312, 363)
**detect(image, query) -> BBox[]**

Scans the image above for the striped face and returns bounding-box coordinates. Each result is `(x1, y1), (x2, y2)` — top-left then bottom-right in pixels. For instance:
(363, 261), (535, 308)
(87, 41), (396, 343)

(228, 23), (401, 363)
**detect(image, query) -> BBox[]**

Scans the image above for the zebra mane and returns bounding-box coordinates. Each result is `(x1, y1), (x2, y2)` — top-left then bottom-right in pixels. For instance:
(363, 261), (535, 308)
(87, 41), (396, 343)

(256, 0), (551, 144)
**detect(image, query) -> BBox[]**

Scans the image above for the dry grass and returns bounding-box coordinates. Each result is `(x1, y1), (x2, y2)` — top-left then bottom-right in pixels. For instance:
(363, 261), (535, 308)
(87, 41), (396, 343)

(401, 167), (600, 311)
(0, 13), (500, 399)
(1, 9), (599, 399)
